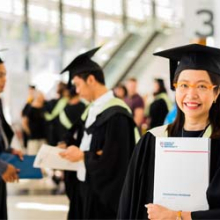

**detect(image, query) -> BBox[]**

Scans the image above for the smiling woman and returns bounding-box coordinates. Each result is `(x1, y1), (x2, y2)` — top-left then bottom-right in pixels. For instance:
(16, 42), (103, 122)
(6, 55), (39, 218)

(117, 44), (220, 220)
(173, 69), (220, 132)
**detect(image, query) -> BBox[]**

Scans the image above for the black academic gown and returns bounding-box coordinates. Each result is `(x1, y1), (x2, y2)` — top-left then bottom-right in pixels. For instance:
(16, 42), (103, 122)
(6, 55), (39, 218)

(117, 127), (220, 219)
(74, 106), (136, 220)
(0, 99), (14, 220)
(44, 99), (61, 145)
(63, 118), (84, 220)
(59, 102), (85, 142)
(149, 99), (168, 129)
(58, 102), (85, 220)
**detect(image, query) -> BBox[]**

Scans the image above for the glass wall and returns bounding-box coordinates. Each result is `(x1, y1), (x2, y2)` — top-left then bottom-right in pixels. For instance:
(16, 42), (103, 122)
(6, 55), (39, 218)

(0, 0), (184, 123)
(0, 0), (184, 78)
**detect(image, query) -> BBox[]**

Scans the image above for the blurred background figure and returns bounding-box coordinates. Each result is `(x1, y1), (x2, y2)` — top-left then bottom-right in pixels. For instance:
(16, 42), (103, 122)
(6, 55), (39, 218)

(56, 85), (86, 216)
(22, 90), (47, 155)
(21, 85), (36, 149)
(124, 78), (144, 132)
(113, 83), (127, 99)
(45, 85), (86, 195)
(42, 82), (70, 192)
(147, 78), (173, 129)
(56, 85), (86, 145)
(44, 82), (69, 146)
(26, 85), (36, 104)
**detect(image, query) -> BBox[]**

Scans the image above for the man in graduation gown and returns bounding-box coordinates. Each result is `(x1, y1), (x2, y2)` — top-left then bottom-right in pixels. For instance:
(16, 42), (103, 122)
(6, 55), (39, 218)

(0, 58), (23, 219)
(59, 47), (140, 219)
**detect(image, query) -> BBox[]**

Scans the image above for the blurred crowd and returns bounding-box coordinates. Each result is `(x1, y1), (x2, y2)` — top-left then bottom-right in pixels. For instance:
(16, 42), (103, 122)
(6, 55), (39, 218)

(113, 77), (174, 134)
(17, 76), (175, 194)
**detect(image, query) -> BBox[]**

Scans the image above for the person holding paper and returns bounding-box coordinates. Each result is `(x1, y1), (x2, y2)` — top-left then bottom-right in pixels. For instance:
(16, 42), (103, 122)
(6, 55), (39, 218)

(117, 44), (220, 220)
(0, 57), (23, 219)
(59, 47), (139, 219)
(57, 85), (85, 214)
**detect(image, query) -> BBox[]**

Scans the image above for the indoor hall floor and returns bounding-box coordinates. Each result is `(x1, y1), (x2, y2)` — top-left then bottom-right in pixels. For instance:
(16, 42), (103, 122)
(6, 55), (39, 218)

(8, 195), (68, 220)
(6, 177), (69, 220)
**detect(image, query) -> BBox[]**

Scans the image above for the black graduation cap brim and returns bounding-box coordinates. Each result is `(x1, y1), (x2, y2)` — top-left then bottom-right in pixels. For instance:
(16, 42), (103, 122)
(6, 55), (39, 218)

(154, 44), (220, 60)
(60, 46), (102, 87)
(153, 44), (220, 90)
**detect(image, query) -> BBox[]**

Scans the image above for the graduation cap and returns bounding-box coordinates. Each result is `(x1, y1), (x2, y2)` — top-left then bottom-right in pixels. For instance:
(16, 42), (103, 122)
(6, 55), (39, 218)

(153, 44), (220, 90)
(60, 47), (103, 87)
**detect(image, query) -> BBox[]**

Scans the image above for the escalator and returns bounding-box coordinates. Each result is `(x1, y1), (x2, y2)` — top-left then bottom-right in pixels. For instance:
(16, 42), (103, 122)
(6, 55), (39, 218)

(123, 27), (187, 96)
(101, 20), (161, 89)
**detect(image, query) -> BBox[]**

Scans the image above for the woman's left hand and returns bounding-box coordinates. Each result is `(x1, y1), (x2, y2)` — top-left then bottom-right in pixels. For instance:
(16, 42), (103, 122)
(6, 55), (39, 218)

(145, 203), (176, 220)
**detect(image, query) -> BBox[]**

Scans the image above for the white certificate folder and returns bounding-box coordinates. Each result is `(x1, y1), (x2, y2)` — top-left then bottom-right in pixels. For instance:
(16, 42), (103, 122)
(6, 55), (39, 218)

(154, 137), (210, 211)
(33, 144), (84, 171)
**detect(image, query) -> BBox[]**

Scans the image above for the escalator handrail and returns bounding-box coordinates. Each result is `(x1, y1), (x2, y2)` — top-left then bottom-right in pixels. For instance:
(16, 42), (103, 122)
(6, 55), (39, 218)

(116, 30), (159, 85)
(102, 33), (134, 69)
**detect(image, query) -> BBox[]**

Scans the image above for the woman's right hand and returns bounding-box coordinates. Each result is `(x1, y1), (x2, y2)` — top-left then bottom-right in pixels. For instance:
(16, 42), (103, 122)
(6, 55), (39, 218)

(146, 204), (192, 220)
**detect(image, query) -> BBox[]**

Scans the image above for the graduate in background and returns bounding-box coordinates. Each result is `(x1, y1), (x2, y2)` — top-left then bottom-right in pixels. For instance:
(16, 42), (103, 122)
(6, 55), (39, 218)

(56, 85), (85, 216)
(44, 82), (69, 146)
(56, 85), (85, 143)
(23, 90), (47, 155)
(0, 57), (23, 219)
(117, 44), (220, 220)
(59, 47), (139, 219)
(21, 85), (36, 148)
(124, 78), (145, 131)
(148, 78), (172, 128)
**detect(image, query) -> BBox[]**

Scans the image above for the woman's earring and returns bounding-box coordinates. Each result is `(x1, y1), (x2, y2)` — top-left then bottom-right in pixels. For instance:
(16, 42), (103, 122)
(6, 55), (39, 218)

(213, 100), (216, 104)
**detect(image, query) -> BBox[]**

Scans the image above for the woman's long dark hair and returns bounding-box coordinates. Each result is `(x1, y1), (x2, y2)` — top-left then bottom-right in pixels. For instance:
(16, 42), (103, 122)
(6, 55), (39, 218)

(153, 78), (167, 96)
(167, 71), (220, 138)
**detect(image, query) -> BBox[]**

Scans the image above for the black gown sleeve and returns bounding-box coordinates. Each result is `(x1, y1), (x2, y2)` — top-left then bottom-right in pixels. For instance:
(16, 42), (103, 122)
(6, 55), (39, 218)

(191, 209), (220, 219)
(84, 114), (135, 213)
(117, 132), (156, 219)
(61, 119), (84, 146)
(191, 167), (220, 219)
(191, 140), (220, 219)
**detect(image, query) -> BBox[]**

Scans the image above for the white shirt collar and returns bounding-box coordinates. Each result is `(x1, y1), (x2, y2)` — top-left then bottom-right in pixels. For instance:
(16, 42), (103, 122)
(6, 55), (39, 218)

(92, 90), (114, 107)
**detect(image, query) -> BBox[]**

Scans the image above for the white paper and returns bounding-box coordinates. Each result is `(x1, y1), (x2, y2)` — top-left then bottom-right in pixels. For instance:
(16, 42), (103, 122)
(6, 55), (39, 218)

(33, 144), (84, 172)
(153, 137), (210, 211)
